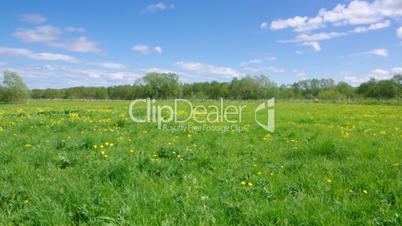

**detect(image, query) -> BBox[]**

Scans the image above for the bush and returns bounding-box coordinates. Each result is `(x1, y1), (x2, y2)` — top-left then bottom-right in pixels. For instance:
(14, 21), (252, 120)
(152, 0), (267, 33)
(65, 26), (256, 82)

(318, 89), (346, 100)
(0, 71), (29, 103)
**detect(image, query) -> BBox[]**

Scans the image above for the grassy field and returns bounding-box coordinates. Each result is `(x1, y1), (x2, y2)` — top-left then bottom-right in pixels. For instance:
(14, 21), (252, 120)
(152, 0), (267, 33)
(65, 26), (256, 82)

(0, 100), (401, 225)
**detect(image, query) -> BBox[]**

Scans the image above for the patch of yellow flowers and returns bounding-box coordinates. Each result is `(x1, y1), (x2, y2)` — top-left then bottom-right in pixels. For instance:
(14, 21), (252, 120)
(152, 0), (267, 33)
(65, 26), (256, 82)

(92, 141), (114, 158)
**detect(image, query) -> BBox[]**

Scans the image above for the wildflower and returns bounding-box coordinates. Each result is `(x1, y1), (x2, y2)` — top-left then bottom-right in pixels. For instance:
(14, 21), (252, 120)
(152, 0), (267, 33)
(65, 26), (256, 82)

(326, 178), (332, 183)
(24, 144), (32, 148)
(270, 172), (275, 176)
(105, 142), (109, 146)
(100, 144), (104, 149)
(129, 149), (134, 153)
(263, 134), (272, 141)
(93, 144), (97, 149)
(363, 189), (368, 194)
(248, 182), (253, 187)
(109, 143), (114, 147)
(240, 181), (246, 186)
(257, 171), (262, 175)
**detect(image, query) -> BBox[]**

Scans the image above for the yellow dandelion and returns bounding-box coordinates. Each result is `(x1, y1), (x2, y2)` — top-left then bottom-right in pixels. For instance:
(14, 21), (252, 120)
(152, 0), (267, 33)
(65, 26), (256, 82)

(109, 143), (114, 147)
(257, 171), (262, 175)
(93, 144), (97, 149)
(363, 189), (368, 194)
(270, 172), (275, 176)
(129, 149), (134, 153)
(326, 178), (332, 183)
(248, 182), (253, 187)
(240, 181), (246, 186)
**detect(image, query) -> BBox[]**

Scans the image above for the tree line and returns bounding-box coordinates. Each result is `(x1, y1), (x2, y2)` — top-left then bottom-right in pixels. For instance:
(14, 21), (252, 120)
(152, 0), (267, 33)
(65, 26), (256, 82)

(1, 71), (401, 103)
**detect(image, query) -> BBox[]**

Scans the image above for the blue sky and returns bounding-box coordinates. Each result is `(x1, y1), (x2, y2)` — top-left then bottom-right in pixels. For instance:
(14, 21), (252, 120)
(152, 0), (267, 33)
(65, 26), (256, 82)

(0, 0), (402, 88)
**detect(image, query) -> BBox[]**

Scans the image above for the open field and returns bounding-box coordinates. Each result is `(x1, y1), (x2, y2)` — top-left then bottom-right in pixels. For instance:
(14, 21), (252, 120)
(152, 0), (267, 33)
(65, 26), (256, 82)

(0, 100), (401, 225)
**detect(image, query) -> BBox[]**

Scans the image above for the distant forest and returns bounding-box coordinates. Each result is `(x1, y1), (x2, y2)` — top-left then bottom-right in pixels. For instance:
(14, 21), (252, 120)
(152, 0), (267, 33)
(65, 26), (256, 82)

(30, 72), (402, 100)
(2, 71), (401, 102)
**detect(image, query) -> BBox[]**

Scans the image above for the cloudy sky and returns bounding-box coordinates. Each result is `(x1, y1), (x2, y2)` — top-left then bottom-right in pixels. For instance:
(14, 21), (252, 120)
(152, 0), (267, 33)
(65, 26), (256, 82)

(0, 0), (402, 88)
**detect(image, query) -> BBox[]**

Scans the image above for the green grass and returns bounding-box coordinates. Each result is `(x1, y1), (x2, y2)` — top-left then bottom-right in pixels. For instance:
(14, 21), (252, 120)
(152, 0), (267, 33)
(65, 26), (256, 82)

(0, 100), (401, 225)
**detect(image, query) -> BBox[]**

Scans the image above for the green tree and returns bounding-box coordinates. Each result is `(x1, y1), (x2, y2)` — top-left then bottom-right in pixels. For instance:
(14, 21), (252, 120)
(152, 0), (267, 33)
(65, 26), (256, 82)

(336, 81), (355, 98)
(0, 71), (29, 103)
(141, 72), (181, 98)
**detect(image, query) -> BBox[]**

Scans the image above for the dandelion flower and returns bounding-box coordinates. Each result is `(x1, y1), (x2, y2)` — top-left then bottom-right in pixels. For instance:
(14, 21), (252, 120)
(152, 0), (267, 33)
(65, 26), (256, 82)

(326, 178), (332, 183)
(363, 189), (368, 194)
(241, 181), (246, 186)
(248, 182), (253, 187)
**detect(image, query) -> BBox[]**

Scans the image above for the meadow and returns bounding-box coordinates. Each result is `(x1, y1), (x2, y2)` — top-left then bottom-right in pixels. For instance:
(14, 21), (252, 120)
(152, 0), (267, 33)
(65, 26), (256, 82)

(0, 100), (401, 225)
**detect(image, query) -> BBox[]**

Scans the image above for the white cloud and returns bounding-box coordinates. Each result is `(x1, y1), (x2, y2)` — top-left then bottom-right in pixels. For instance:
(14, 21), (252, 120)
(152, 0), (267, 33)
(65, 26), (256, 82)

(20, 14), (47, 24)
(240, 56), (276, 67)
(142, 67), (177, 74)
(53, 37), (102, 53)
(142, 2), (175, 13)
(66, 27), (86, 33)
(369, 68), (402, 80)
(344, 76), (368, 86)
(93, 62), (126, 69)
(0, 46), (79, 63)
(176, 61), (240, 78)
(294, 32), (347, 42)
(243, 66), (286, 73)
(358, 48), (389, 57)
(260, 22), (270, 29)
(13, 26), (101, 53)
(279, 31), (346, 51)
(352, 20), (391, 33)
(397, 26), (402, 39)
(269, 16), (309, 31)
(264, 0), (402, 32)
(13, 26), (60, 43)
(132, 45), (162, 55)
(240, 59), (263, 67)
(1, 63), (141, 88)
(302, 42), (321, 52)
(344, 67), (402, 85)
(265, 0), (402, 51)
